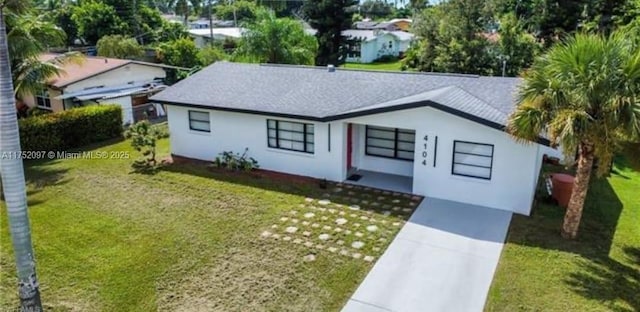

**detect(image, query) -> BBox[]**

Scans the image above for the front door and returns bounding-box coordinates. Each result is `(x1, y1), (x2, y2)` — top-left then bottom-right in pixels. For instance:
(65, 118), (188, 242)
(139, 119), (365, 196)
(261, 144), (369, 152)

(347, 123), (353, 171)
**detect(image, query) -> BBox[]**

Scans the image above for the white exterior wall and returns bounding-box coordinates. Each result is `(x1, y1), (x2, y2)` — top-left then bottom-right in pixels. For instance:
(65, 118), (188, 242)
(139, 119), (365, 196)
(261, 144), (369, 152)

(347, 34), (401, 64)
(64, 64), (167, 93)
(345, 107), (541, 215)
(98, 96), (133, 125)
(167, 106), (347, 181)
(167, 105), (543, 215)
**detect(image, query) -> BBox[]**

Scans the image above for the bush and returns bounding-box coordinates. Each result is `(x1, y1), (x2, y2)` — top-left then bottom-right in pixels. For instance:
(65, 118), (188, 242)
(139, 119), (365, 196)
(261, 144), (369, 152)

(19, 105), (123, 152)
(125, 120), (160, 169)
(213, 148), (259, 171)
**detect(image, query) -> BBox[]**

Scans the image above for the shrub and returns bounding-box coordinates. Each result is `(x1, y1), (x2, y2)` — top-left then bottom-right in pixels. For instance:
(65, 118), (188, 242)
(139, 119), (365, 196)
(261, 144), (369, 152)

(213, 148), (259, 171)
(125, 120), (160, 169)
(19, 105), (123, 152)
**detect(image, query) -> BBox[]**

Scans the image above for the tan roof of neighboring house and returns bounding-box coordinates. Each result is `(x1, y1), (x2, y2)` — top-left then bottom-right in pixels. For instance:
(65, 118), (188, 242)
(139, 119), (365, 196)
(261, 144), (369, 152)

(40, 54), (130, 89)
(40, 54), (187, 89)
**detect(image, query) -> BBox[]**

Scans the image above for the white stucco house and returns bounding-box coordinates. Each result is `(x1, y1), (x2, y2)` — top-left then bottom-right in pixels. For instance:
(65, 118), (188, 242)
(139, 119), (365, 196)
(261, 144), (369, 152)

(343, 29), (415, 63)
(21, 54), (185, 124)
(151, 62), (559, 215)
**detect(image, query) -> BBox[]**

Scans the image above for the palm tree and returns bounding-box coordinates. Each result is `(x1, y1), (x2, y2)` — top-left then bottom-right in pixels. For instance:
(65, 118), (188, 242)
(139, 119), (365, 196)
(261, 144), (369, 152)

(508, 31), (640, 239)
(1, 1), (44, 311)
(235, 8), (318, 65)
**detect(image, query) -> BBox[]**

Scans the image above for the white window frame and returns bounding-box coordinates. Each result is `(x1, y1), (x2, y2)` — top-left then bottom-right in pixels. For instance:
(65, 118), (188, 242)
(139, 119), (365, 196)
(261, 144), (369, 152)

(188, 110), (210, 132)
(451, 140), (494, 180)
(36, 89), (52, 109)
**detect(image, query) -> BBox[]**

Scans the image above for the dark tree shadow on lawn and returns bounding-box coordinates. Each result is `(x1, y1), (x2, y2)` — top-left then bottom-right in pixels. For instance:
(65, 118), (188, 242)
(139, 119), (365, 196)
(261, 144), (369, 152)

(22, 159), (70, 206)
(564, 248), (640, 312)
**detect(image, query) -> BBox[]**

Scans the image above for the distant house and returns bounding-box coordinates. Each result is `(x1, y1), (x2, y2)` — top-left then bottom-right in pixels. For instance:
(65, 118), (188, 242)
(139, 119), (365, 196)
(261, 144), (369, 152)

(21, 54), (181, 124)
(343, 29), (415, 63)
(188, 28), (243, 48)
(354, 18), (412, 32)
(189, 20), (212, 29)
(151, 62), (560, 215)
(388, 18), (412, 32)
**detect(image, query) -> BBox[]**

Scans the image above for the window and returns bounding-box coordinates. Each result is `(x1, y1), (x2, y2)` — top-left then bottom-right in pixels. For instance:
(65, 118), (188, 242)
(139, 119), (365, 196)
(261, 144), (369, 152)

(388, 41), (393, 49)
(267, 119), (314, 154)
(452, 140), (494, 180)
(188, 110), (210, 132)
(365, 125), (415, 161)
(36, 90), (51, 109)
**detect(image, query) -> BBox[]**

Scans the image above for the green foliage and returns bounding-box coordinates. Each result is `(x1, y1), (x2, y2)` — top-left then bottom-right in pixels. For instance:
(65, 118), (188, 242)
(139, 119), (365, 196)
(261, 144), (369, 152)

(19, 105), (123, 152)
(137, 5), (165, 43)
(97, 35), (144, 59)
(359, 0), (393, 19)
(215, 0), (258, 23)
(156, 20), (190, 43)
(125, 120), (160, 168)
(497, 13), (541, 76)
(213, 149), (259, 171)
(156, 38), (201, 68)
(304, 0), (357, 66)
(199, 45), (227, 66)
(49, 4), (78, 46)
(234, 8), (317, 65)
(508, 30), (640, 176)
(72, 1), (128, 45)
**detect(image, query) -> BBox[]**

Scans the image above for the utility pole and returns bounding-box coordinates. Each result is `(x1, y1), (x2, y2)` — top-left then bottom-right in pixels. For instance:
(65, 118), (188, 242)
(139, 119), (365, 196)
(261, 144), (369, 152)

(209, 0), (214, 46)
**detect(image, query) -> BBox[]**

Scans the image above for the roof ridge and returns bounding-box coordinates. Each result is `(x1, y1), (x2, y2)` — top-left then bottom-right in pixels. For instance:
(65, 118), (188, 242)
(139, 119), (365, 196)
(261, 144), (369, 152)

(256, 63), (482, 78)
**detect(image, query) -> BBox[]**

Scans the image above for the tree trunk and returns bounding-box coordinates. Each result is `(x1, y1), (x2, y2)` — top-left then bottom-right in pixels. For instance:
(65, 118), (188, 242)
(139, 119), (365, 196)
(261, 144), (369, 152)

(0, 10), (43, 311)
(561, 142), (595, 239)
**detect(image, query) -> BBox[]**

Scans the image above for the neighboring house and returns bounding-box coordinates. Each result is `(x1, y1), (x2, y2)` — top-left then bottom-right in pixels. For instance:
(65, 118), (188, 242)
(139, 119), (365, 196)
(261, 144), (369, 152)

(188, 28), (243, 48)
(388, 18), (412, 32)
(151, 62), (559, 215)
(22, 54), (180, 124)
(354, 18), (412, 32)
(189, 20), (212, 29)
(343, 29), (415, 63)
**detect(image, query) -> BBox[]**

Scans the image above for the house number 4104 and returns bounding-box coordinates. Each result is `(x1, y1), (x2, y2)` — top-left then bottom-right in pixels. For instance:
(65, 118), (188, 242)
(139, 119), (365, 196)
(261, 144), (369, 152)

(421, 135), (428, 166)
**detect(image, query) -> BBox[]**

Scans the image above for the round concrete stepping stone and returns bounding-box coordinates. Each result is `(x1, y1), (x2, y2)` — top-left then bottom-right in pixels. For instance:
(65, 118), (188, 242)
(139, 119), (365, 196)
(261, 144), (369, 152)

(289, 210), (298, 215)
(366, 225), (378, 232)
(372, 202), (380, 207)
(392, 206), (401, 211)
(402, 208), (412, 213)
(298, 204), (305, 208)
(403, 194), (411, 198)
(378, 238), (387, 242)
(392, 222), (401, 227)
(364, 256), (375, 262)
(328, 208), (336, 213)
(302, 231), (311, 237)
(383, 211), (391, 216)
(348, 205), (360, 211)
(392, 199), (401, 204)
(347, 191), (355, 195)
(303, 254), (316, 262)
(311, 223), (320, 228)
(377, 196), (386, 201)
(272, 234), (281, 239)
(360, 216), (369, 221)
(344, 230), (352, 235)
(318, 199), (331, 205)
(382, 204), (392, 209)
(352, 253), (362, 259)
(322, 225), (332, 231)
(285, 226), (298, 234)
(372, 247), (381, 252)
(355, 232), (363, 238)
(333, 187), (343, 192)
(374, 189), (381, 193)
(345, 184), (353, 189)
(271, 224), (278, 229)
(337, 240), (345, 245)
(361, 200), (369, 205)
(261, 231), (272, 238)
(304, 241), (314, 247)
(318, 208), (327, 212)
(336, 218), (348, 225)
(283, 236), (292, 241)
(340, 249), (349, 256)
(354, 223), (360, 227)
(328, 247), (338, 253)
(304, 213), (315, 218)
(321, 216), (329, 221)
(305, 198), (314, 202)
(339, 211), (346, 216)
(412, 196), (422, 201)
(315, 244), (325, 250)
(302, 221), (310, 226)
(319, 234), (330, 241)
(352, 241), (365, 249)
(334, 228), (343, 232)
(350, 214), (358, 218)
(293, 238), (302, 244)
(291, 219), (299, 223)
(381, 220), (388, 224)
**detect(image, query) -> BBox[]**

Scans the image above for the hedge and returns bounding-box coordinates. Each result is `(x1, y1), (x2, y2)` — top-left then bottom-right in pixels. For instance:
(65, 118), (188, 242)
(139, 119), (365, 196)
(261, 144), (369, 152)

(19, 105), (123, 152)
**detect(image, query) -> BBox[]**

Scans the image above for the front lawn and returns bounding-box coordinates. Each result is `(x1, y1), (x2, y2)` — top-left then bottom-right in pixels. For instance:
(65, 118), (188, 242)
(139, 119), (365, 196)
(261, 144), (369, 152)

(486, 157), (640, 311)
(0, 139), (420, 311)
(343, 60), (404, 71)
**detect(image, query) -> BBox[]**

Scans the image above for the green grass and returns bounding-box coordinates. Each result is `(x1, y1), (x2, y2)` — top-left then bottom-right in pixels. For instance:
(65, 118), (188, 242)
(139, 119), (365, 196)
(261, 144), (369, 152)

(486, 158), (640, 311)
(0, 139), (419, 311)
(343, 60), (404, 71)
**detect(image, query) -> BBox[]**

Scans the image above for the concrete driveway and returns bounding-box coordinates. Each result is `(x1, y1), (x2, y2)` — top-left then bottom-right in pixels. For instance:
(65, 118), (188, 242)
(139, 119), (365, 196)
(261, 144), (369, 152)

(342, 197), (512, 312)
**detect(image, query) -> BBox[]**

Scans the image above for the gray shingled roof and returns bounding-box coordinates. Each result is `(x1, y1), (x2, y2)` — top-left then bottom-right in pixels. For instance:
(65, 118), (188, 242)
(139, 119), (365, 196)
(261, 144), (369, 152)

(151, 62), (522, 128)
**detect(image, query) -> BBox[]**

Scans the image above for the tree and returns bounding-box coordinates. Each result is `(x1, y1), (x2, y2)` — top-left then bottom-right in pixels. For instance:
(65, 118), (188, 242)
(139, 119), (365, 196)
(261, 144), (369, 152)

(97, 35), (144, 59)
(126, 120), (161, 169)
(303, 0), (357, 66)
(359, 0), (393, 19)
(199, 45), (226, 65)
(0, 0), (44, 310)
(49, 3), (77, 46)
(235, 8), (317, 64)
(156, 19), (190, 42)
(215, 0), (258, 24)
(507, 31), (640, 239)
(497, 13), (540, 76)
(156, 37), (201, 68)
(72, 1), (127, 45)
